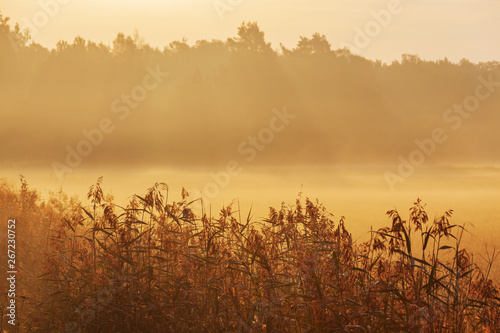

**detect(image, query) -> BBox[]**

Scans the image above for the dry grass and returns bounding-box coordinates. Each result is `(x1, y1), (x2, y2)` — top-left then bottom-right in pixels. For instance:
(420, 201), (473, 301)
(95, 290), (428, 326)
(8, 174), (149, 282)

(1, 177), (499, 332)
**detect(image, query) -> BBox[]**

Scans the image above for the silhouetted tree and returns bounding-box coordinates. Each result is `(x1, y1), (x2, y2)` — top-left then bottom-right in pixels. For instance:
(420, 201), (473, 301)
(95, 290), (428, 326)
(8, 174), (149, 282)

(294, 33), (331, 55)
(227, 21), (272, 53)
(0, 17), (499, 166)
(0, 12), (30, 56)
(113, 32), (137, 54)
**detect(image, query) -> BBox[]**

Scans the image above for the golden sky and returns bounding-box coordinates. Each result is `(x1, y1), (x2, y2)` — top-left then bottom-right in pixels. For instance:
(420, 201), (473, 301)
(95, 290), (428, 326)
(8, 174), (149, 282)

(2, 0), (499, 63)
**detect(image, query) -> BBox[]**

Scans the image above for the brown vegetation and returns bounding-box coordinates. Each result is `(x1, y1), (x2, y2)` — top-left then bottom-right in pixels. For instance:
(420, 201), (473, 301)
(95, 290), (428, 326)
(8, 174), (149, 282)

(1, 177), (498, 332)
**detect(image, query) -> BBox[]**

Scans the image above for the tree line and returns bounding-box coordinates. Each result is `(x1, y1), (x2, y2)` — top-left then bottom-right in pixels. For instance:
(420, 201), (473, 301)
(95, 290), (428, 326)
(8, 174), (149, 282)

(1, 13), (499, 168)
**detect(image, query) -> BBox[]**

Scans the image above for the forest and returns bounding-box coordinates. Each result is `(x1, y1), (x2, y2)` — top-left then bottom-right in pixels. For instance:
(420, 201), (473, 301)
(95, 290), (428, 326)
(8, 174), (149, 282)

(1, 12), (499, 170)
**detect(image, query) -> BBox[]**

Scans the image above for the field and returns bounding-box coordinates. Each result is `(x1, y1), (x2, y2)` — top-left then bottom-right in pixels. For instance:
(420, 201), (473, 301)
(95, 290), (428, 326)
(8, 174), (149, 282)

(2, 2), (500, 332)
(1, 177), (498, 332)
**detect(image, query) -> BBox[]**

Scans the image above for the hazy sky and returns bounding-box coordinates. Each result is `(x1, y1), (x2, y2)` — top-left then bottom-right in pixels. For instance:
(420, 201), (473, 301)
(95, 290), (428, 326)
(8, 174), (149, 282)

(2, 0), (499, 63)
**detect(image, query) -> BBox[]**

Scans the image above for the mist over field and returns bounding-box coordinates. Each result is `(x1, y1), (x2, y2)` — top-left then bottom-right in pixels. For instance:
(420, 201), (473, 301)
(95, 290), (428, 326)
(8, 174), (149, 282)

(2, 16), (499, 235)
(1, 10), (500, 244)
(1, 19), (500, 171)
(0, 3), (500, 331)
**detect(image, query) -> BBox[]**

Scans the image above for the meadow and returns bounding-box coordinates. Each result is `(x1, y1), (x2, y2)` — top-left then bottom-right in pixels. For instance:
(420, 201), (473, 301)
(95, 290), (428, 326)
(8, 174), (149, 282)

(1, 14), (500, 332)
(1, 177), (498, 332)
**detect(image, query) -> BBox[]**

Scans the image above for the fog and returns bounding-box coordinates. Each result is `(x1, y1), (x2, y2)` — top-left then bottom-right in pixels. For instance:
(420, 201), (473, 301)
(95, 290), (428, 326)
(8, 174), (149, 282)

(1, 16), (499, 246)
(2, 20), (500, 170)
(2, 3), (500, 330)
(2, 165), (499, 247)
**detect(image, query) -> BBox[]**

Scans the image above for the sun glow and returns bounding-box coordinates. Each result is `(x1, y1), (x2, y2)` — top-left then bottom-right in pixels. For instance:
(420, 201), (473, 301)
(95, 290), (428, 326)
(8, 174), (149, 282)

(1, 0), (499, 62)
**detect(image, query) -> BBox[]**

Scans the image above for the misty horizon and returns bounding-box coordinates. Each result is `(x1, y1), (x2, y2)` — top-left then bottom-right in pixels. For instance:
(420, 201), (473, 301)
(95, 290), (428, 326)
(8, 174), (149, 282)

(1, 2), (500, 331)
(2, 0), (500, 63)
(2, 17), (500, 174)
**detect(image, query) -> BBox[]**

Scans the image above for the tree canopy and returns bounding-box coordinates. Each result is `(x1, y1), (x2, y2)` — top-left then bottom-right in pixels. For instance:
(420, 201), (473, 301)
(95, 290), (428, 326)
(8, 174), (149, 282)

(1, 13), (499, 168)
